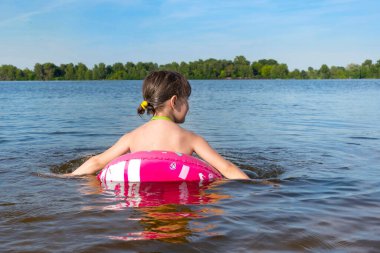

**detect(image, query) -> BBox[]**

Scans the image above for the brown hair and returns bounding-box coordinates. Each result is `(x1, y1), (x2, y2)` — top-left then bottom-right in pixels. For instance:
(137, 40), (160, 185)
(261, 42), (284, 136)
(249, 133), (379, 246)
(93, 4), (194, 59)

(137, 70), (191, 115)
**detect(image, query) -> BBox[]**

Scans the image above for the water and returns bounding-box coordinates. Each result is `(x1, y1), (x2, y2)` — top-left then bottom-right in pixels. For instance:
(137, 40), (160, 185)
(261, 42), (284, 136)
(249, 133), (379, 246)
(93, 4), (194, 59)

(1, 80), (380, 252)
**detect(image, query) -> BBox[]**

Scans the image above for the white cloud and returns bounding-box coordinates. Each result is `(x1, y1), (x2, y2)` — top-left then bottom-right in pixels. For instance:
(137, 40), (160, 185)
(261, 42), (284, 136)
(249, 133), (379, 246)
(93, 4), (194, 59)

(0, 0), (76, 27)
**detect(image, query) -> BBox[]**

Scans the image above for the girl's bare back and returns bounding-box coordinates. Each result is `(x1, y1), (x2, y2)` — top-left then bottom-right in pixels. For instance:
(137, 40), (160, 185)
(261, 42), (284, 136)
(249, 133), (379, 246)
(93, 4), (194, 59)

(128, 120), (195, 155)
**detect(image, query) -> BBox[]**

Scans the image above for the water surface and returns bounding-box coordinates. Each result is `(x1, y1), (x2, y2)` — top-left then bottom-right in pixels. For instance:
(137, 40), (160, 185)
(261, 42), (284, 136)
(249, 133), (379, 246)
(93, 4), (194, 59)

(1, 80), (380, 252)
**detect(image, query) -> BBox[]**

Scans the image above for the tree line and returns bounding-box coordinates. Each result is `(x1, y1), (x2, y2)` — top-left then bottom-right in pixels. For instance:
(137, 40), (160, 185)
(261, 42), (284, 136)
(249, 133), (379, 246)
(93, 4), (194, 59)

(1, 56), (380, 81)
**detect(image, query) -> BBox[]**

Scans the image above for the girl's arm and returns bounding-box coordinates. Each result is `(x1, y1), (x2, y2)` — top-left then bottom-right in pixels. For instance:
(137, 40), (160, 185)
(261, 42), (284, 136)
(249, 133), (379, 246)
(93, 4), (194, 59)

(192, 135), (249, 180)
(70, 133), (131, 176)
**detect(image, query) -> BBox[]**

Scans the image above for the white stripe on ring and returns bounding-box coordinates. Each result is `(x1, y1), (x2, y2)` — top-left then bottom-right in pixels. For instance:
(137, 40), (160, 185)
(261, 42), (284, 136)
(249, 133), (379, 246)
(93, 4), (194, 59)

(179, 165), (190, 180)
(127, 159), (141, 182)
(107, 161), (126, 182)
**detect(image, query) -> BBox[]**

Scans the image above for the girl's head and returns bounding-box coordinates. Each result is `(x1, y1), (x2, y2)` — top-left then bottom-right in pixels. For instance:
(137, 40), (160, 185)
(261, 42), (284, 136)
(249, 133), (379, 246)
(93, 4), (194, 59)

(137, 71), (191, 119)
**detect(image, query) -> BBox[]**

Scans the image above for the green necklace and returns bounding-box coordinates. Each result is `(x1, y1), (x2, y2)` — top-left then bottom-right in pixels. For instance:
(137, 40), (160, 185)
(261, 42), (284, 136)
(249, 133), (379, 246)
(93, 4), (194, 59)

(151, 115), (173, 122)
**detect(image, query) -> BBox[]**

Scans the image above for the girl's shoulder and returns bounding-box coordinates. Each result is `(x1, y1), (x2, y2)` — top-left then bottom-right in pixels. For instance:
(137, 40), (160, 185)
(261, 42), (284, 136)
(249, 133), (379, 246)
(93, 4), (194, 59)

(180, 128), (203, 144)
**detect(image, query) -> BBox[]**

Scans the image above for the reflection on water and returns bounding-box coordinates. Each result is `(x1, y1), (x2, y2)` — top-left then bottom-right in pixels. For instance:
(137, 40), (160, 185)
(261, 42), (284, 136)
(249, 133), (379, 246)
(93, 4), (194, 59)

(102, 181), (229, 243)
(77, 176), (230, 243)
(107, 204), (224, 243)
(101, 181), (228, 208)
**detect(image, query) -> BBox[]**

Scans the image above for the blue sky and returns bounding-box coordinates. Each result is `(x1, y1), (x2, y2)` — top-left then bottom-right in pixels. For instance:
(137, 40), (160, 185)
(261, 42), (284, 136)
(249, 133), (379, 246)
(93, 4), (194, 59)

(0, 0), (379, 70)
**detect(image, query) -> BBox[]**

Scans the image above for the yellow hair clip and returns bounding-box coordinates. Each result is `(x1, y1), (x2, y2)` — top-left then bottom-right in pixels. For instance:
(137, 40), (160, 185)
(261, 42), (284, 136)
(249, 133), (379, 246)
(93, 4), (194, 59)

(140, 100), (148, 110)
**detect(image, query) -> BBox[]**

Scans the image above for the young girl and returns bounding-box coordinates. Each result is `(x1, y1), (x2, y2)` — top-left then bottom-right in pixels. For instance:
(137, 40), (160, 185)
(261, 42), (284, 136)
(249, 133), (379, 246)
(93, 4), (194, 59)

(71, 71), (249, 179)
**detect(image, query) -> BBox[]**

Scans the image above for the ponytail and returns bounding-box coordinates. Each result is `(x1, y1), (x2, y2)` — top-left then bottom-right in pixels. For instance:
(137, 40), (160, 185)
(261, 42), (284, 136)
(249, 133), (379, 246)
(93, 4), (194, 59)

(137, 100), (155, 116)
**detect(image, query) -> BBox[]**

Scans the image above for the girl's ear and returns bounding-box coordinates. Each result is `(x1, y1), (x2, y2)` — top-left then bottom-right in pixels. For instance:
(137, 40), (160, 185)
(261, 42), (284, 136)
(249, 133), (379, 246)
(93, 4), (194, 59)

(169, 95), (178, 108)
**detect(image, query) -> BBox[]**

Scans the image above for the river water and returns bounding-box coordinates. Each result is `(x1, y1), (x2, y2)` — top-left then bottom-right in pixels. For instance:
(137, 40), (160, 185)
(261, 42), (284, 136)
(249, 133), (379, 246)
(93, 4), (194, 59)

(1, 80), (380, 252)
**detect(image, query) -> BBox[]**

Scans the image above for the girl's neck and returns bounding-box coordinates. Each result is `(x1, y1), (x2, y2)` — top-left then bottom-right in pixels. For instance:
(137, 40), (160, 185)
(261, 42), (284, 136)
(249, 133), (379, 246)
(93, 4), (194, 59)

(151, 115), (173, 122)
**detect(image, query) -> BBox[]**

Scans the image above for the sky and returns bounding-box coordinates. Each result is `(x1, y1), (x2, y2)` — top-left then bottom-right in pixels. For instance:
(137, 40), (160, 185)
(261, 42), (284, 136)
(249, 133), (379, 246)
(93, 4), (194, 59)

(0, 0), (379, 70)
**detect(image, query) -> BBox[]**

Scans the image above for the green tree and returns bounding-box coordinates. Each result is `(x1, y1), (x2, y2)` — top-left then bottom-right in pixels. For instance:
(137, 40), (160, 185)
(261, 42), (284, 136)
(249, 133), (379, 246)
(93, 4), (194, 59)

(251, 59), (278, 79)
(108, 62), (125, 79)
(361, 59), (373, 78)
(178, 62), (189, 78)
(224, 63), (234, 79)
(251, 61), (262, 78)
(112, 62), (125, 72)
(319, 64), (330, 79)
(271, 64), (289, 79)
(375, 60), (380, 78)
(330, 66), (347, 79)
(258, 59), (278, 66)
(307, 67), (318, 79)
(76, 63), (88, 80)
(160, 62), (179, 72)
(44, 63), (60, 80)
(289, 69), (301, 79)
(34, 63), (44, 80)
(93, 63), (107, 80)
(85, 70), (93, 80)
(346, 64), (361, 79)
(261, 65), (273, 79)
(234, 55), (251, 78)
(300, 70), (308, 79)
(0, 65), (18, 80)
(23, 68), (35, 80)
(61, 63), (76, 80)
(3, 56), (380, 81)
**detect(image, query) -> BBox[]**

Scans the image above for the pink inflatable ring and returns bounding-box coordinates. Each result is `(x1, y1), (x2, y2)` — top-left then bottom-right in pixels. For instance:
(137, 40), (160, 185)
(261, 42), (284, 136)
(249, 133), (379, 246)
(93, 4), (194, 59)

(97, 151), (223, 183)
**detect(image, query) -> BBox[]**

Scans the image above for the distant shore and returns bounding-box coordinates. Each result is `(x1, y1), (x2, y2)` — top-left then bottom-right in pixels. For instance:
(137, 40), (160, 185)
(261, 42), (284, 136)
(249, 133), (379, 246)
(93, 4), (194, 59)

(1, 56), (379, 81)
